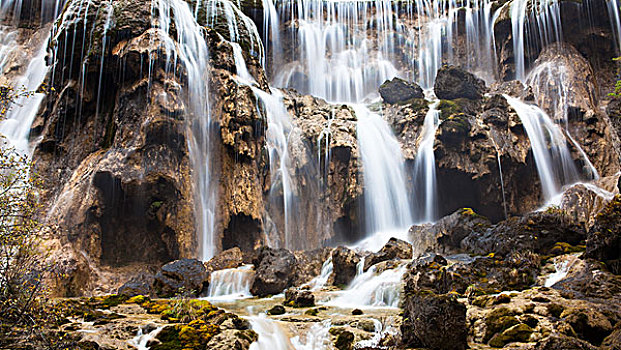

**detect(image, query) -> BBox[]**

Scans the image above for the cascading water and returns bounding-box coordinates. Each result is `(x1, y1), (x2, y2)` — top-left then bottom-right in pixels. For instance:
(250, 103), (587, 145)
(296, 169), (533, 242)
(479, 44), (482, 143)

(207, 265), (255, 300)
(249, 314), (295, 350)
(504, 95), (581, 200)
(0, 33), (49, 153)
(290, 320), (332, 349)
(154, 0), (216, 260)
(411, 100), (440, 223)
(307, 256), (333, 291)
(354, 104), (413, 235)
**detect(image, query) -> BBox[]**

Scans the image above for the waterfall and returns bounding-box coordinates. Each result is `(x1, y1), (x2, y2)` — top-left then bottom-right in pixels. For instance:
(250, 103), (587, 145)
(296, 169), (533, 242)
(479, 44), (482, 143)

(130, 326), (165, 350)
(607, 0), (621, 51)
(0, 33), (50, 154)
(207, 265), (255, 301)
(326, 262), (406, 308)
(290, 320), (332, 350)
(504, 95), (581, 200)
(411, 101), (440, 223)
(511, 0), (529, 81)
(526, 58), (599, 180)
(307, 256), (333, 291)
(154, 0), (215, 260)
(354, 104), (413, 235)
(249, 315), (295, 350)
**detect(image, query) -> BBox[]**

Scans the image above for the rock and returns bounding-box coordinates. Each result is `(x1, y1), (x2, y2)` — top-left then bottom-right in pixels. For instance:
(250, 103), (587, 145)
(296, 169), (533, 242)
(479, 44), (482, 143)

(602, 325), (621, 350)
(118, 273), (154, 297)
(437, 114), (472, 146)
(284, 288), (315, 307)
(205, 329), (257, 350)
(293, 248), (333, 286)
(333, 329), (355, 350)
(585, 195), (621, 274)
(488, 323), (533, 347)
(205, 247), (244, 273)
(267, 305), (285, 315)
(352, 309), (363, 315)
(250, 247), (297, 297)
(461, 210), (586, 257)
(401, 292), (467, 350)
(357, 319), (376, 332)
(363, 237), (412, 271)
(330, 247), (361, 287)
(533, 334), (597, 350)
(153, 259), (208, 297)
(409, 208), (491, 256)
(560, 307), (613, 345)
(434, 66), (487, 100)
(379, 77), (424, 104)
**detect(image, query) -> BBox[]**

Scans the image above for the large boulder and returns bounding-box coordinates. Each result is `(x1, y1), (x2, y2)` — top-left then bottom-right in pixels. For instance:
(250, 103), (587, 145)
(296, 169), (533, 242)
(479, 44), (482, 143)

(118, 272), (155, 297)
(330, 246), (361, 287)
(250, 247), (297, 297)
(409, 208), (491, 256)
(205, 247), (244, 273)
(401, 292), (467, 350)
(585, 195), (621, 274)
(363, 237), (412, 271)
(379, 77), (424, 104)
(153, 259), (209, 297)
(434, 66), (487, 100)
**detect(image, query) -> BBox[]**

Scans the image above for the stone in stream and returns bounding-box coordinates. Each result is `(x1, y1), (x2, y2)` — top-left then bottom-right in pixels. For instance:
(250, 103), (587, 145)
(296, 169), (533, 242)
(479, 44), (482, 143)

(330, 246), (361, 287)
(204, 247), (244, 273)
(284, 287), (315, 307)
(363, 237), (412, 271)
(379, 77), (424, 104)
(267, 305), (285, 315)
(250, 247), (297, 297)
(118, 272), (155, 297)
(153, 259), (209, 297)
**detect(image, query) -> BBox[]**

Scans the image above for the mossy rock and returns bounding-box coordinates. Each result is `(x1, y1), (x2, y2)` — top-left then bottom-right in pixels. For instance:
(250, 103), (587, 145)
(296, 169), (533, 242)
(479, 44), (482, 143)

(549, 242), (585, 256)
(154, 320), (219, 350)
(267, 305), (285, 315)
(488, 323), (533, 347)
(437, 99), (462, 116)
(333, 330), (354, 350)
(88, 294), (128, 308)
(484, 307), (519, 342)
(304, 308), (319, 316)
(127, 295), (150, 305)
(546, 303), (565, 318)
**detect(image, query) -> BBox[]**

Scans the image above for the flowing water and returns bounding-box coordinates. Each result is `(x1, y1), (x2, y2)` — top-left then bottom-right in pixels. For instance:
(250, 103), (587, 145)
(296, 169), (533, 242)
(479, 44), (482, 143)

(207, 265), (255, 301)
(354, 104), (413, 235)
(504, 95), (581, 200)
(249, 314), (295, 350)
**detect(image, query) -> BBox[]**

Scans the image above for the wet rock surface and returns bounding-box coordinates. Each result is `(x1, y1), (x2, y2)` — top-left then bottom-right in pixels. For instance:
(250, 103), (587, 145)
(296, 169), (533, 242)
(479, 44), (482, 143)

(363, 237), (412, 271)
(250, 247), (297, 297)
(434, 66), (488, 100)
(379, 77), (424, 104)
(153, 259), (209, 297)
(330, 246), (361, 287)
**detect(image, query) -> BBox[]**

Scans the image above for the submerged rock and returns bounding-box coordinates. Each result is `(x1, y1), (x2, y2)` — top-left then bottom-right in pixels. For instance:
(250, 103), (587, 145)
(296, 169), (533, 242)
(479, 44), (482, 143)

(153, 259), (209, 297)
(250, 247), (297, 297)
(379, 77), (424, 104)
(434, 66), (487, 100)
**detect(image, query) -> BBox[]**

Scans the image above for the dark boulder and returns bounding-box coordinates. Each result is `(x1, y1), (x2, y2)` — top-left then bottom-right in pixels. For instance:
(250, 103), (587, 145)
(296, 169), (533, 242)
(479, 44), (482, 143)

(401, 292), (467, 350)
(250, 247), (297, 297)
(434, 66), (487, 100)
(363, 237), (412, 271)
(153, 259), (209, 297)
(585, 195), (621, 274)
(205, 247), (244, 273)
(330, 246), (361, 287)
(379, 77), (424, 104)
(118, 272), (155, 297)
(267, 305), (285, 315)
(409, 208), (491, 255)
(284, 288), (315, 307)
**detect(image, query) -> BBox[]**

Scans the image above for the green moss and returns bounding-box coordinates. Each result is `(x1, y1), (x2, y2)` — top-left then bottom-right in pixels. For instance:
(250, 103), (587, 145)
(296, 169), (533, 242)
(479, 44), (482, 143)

(127, 295), (149, 305)
(333, 330), (354, 350)
(437, 99), (462, 116)
(488, 323), (533, 348)
(88, 294), (128, 309)
(484, 307), (518, 342)
(304, 308), (319, 316)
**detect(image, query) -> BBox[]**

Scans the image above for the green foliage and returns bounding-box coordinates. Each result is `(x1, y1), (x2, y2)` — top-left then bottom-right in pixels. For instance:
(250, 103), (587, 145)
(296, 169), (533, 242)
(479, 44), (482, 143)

(608, 57), (621, 99)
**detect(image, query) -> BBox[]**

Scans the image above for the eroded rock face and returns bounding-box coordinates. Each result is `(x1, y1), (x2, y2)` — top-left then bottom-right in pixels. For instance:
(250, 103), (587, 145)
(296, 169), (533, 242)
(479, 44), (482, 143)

(585, 195), (621, 274)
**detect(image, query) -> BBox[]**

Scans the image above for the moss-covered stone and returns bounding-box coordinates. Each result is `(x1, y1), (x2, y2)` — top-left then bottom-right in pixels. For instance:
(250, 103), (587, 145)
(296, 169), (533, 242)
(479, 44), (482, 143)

(488, 323), (533, 347)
